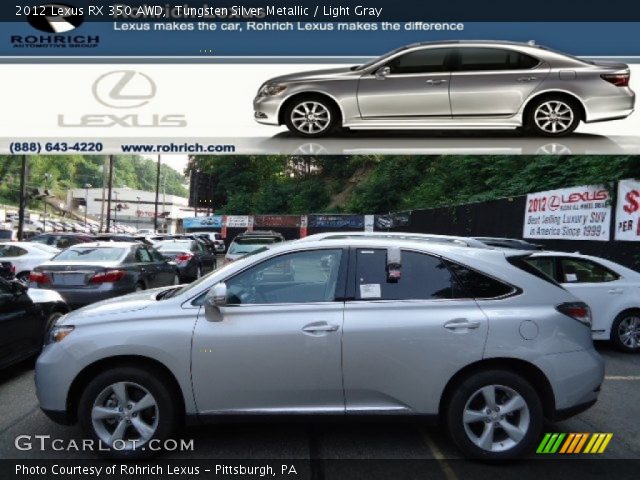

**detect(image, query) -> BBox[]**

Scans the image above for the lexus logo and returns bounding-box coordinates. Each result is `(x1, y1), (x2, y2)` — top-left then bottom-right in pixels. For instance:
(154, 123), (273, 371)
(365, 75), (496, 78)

(28, 3), (84, 33)
(92, 70), (157, 109)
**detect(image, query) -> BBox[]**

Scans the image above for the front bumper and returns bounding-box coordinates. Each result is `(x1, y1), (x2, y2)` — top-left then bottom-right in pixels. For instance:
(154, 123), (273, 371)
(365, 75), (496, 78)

(253, 95), (283, 126)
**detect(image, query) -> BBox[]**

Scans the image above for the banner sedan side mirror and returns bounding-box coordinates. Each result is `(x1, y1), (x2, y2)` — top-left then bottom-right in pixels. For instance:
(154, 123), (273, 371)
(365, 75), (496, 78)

(376, 66), (391, 79)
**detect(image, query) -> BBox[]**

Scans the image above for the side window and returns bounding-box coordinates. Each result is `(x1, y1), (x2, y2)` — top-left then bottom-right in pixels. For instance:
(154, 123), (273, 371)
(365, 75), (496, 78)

(387, 48), (452, 75)
(135, 247), (153, 263)
(226, 249), (343, 305)
(560, 258), (619, 283)
(445, 260), (515, 299)
(456, 48), (539, 71)
(355, 249), (458, 300)
(0, 246), (27, 257)
(149, 248), (166, 262)
(524, 257), (558, 281)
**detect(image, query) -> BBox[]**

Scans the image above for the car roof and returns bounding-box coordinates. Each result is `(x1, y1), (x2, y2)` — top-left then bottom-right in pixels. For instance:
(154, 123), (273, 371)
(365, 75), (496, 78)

(67, 241), (137, 248)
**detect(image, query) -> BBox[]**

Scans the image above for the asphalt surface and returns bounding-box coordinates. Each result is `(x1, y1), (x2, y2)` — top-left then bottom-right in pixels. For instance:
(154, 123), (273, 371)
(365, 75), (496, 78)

(0, 344), (638, 479)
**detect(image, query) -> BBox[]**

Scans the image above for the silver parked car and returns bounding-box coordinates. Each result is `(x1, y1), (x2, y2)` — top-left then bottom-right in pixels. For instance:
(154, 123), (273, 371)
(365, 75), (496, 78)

(254, 40), (635, 138)
(36, 239), (603, 459)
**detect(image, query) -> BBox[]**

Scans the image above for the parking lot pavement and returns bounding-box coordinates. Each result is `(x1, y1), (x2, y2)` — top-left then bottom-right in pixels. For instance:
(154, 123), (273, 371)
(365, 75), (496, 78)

(0, 347), (638, 477)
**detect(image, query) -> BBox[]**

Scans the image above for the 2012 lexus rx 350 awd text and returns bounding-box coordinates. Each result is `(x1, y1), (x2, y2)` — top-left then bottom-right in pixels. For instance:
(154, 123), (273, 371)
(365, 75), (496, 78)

(36, 239), (604, 460)
(253, 40), (635, 137)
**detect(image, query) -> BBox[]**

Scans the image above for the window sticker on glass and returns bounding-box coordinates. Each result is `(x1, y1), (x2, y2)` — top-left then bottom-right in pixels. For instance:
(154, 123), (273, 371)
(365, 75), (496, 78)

(360, 284), (382, 299)
(565, 273), (578, 283)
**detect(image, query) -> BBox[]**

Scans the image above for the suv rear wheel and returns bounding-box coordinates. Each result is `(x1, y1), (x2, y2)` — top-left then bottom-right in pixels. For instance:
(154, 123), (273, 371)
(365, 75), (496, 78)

(78, 367), (179, 458)
(446, 370), (543, 460)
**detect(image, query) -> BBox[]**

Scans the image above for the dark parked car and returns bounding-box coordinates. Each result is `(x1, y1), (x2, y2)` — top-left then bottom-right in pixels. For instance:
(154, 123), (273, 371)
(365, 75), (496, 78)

(0, 261), (14, 280)
(30, 232), (93, 250)
(474, 237), (543, 250)
(155, 239), (217, 282)
(29, 242), (179, 308)
(0, 278), (69, 369)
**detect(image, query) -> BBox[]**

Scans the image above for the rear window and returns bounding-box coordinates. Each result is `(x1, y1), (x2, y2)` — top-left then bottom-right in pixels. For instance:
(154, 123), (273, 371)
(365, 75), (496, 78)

(229, 238), (278, 254)
(445, 260), (516, 298)
(54, 247), (126, 262)
(157, 241), (192, 251)
(0, 245), (27, 257)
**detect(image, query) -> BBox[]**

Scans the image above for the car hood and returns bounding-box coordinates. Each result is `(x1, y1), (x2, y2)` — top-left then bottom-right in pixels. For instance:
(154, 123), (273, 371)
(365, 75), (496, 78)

(59, 285), (175, 325)
(265, 66), (357, 84)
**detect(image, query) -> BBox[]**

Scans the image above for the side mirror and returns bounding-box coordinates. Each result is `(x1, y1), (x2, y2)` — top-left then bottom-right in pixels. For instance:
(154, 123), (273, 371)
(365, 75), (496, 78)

(375, 66), (391, 80)
(205, 282), (228, 308)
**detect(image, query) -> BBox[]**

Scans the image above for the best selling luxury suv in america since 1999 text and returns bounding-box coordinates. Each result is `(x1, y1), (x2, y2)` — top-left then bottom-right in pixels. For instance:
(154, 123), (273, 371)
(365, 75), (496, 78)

(254, 40), (635, 137)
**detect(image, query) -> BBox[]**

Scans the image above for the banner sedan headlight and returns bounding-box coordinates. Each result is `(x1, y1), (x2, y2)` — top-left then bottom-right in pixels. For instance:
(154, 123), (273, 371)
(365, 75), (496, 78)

(46, 325), (75, 345)
(258, 83), (288, 97)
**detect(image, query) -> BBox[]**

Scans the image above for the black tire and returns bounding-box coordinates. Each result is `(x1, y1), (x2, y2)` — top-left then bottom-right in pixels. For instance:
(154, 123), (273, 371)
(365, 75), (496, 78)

(525, 95), (580, 137)
(610, 310), (640, 353)
(78, 366), (179, 459)
(445, 370), (544, 460)
(284, 95), (340, 138)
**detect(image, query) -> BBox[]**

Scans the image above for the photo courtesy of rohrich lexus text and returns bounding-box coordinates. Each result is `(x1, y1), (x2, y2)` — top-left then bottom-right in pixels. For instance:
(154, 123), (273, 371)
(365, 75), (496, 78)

(0, 1), (639, 479)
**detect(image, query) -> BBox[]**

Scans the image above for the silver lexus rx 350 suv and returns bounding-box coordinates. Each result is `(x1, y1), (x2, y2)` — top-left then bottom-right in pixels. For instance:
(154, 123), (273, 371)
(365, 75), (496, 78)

(36, 239), (604, 460)
(254, 40), (635, 137)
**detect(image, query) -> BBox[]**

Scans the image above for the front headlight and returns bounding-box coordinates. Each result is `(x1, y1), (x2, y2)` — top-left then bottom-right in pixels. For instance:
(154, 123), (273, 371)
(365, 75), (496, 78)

(46, 325), (75, 345)
(258, 83), (288, 97)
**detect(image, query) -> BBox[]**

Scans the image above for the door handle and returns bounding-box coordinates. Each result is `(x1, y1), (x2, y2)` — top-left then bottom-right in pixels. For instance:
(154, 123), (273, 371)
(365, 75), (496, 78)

(426, 79), (447, 85)
(443, 319), (481, 330)
(302, 322), (339, 333)
(608, 288), (624, 295)
(517, 76), (537, 82)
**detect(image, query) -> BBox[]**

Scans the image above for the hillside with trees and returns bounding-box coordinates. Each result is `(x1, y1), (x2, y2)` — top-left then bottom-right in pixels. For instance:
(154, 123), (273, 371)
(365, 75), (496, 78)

(0, 155), (188, 207)
(189, 155), (640, 214)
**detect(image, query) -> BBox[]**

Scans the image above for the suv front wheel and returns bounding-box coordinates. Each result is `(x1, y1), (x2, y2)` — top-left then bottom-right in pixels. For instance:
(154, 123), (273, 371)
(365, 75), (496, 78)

(78, 366), (179, 458)
(446, 370), (543, 460)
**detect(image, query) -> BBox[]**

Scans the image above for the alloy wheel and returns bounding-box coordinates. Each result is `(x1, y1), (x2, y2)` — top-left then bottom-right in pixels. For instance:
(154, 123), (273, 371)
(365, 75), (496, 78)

(91, 381), (159, 450)
(290, 101), (331, 134)
(534, 101), (574, 134)
(618, 316), (640, 350)
(462, 384), (530, 452)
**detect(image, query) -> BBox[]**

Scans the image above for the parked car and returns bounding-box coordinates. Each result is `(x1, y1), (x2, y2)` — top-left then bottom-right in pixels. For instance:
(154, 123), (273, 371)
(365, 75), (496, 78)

(93, 234), (141, 243)
(0, 228), (17, 241)
(29, 242), (179, 308)
(225, 230), (285, 263)
(30, 232), (93, 249)
(0, 241), (60, 284)
(155, 239), (217, 282)
(0, 278), (68, 369)
(36, 238), (603, 460)
(193, 231), (226, 253)
(254, 40), (635, 138)
(473, 237), (543, 250)
(524, 251), (640, 352)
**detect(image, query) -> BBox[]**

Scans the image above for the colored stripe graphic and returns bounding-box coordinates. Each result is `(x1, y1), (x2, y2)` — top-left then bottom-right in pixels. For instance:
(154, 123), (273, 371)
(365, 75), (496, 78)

(537, 433), (613, 454)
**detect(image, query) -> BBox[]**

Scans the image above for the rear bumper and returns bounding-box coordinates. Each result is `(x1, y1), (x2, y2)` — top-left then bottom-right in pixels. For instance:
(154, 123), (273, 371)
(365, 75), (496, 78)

(40, 285), (133, 308)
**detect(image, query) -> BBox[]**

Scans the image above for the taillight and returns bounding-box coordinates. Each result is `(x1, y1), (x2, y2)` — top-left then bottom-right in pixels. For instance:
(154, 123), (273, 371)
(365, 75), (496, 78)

(557, 302), (592, 327)
(89, 270), (126, 283)
(601, 73), (630, 87)
(29, 271), (51, 284)
(175, 253), (193, 264)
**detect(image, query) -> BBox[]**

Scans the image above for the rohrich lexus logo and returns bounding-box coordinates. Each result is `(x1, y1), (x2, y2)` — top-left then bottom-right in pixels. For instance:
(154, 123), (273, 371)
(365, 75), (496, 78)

(92, 71), (157, 109)
(27, 3), (84, 33)
(11, 3), (99, 49)
(58, 70), (188, 128)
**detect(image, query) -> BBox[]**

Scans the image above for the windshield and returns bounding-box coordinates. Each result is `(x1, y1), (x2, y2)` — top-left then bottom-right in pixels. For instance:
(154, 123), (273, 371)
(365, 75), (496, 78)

(354, 45), (411, 71)
(54, 247), (126, 262)
(229, 238), (276, 254)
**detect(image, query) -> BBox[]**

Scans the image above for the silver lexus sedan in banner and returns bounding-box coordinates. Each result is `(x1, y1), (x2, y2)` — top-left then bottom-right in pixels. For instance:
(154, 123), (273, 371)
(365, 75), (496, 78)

(36, 239), (603, 460)
(254, 40), (635, 137)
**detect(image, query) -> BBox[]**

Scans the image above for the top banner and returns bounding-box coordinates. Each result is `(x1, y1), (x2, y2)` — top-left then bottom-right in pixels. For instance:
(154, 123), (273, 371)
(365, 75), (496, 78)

(3, 1), (640, 22)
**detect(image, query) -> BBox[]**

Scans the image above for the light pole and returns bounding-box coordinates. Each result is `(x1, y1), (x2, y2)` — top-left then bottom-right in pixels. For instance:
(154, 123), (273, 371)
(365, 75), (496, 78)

(42, 173), (53, 233)
(136, 196), (141, 230)
(84, 183), (92, 228)
(113, 191), (119, 229)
